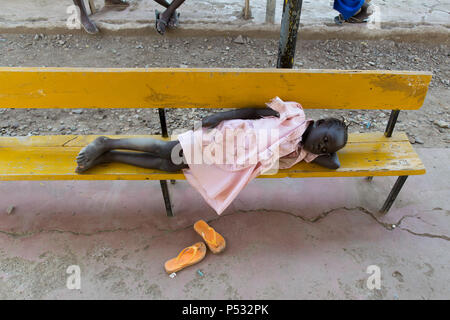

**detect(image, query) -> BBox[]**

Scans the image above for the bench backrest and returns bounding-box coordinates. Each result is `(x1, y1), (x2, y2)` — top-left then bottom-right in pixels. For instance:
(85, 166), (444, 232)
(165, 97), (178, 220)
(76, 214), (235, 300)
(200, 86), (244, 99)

(0, 67), (431, 110)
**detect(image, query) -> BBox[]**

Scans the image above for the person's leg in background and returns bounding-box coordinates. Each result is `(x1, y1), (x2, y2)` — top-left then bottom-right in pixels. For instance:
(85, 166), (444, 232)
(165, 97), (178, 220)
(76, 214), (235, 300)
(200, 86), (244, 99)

(155, 0), (186, 35)
(73, 0), (99, 34)
(153, 0), (182, 28)
(73, 0), (129, 34)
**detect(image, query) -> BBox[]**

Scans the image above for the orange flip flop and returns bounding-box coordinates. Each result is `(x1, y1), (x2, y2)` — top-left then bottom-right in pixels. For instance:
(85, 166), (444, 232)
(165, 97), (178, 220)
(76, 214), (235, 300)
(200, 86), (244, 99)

(194, 220), (226, 254)
(164, 242), (206, 274)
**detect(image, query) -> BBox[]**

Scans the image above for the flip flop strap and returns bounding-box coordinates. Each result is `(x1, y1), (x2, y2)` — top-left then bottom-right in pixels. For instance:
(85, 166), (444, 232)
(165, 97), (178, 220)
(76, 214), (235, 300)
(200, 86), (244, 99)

(202, 227), (218, 247)
(347, 16), (368, 23)
(176, 245), (199, 265)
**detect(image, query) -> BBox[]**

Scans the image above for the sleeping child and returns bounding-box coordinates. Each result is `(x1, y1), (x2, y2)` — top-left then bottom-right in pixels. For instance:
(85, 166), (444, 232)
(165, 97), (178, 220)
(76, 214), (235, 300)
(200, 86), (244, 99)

(75, 97), (348, 215)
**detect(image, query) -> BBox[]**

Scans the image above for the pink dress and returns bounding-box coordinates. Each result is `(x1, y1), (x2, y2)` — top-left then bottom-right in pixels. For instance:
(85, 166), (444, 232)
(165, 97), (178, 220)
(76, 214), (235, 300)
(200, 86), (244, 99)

(177, 97), (319, 215)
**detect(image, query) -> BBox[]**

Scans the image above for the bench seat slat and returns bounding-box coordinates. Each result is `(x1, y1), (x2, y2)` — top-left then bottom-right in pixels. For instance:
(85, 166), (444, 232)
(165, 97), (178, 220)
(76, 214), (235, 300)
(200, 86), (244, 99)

(0, 132), (425, 181)
(0, 67), (432, 110)
(0, 132), (410, 147)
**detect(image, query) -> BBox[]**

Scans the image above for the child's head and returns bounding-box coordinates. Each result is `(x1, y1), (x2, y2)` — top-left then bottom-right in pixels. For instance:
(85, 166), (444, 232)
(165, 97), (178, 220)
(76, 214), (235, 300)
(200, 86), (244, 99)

(303, 118), (348, 155)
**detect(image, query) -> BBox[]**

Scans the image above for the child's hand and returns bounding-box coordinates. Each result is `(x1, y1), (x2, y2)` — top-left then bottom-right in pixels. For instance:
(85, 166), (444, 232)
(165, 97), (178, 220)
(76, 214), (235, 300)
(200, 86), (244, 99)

(312, 152), (340, 169)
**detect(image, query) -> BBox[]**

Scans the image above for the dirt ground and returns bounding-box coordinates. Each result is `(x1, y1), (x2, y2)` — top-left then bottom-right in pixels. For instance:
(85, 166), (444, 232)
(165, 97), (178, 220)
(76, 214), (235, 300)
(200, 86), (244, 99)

(0, 33), (449, 147)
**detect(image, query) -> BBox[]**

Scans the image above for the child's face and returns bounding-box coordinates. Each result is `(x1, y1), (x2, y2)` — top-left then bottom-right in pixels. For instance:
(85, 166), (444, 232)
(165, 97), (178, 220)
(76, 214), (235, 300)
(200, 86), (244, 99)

(303, 120), (346, 154)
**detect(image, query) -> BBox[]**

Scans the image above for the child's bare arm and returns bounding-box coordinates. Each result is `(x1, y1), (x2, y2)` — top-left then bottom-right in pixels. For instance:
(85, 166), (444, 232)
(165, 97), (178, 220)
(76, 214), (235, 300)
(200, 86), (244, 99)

(312, 152), (341, 169)
(202, 108), (279, 128)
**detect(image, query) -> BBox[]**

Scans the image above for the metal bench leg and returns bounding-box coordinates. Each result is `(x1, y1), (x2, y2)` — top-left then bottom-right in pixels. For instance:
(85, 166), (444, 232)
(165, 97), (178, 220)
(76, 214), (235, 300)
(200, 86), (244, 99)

(160, 180), (174, 217)
(385, 110), (400, 137)
(380, 176), (408, 214)
(156, 108), (174, 216)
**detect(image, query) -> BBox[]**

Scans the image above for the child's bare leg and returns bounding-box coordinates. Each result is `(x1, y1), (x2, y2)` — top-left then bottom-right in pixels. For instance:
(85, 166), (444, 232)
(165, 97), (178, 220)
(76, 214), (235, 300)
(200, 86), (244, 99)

(76, 150), (187, 173)
(76, 136), (180, 171)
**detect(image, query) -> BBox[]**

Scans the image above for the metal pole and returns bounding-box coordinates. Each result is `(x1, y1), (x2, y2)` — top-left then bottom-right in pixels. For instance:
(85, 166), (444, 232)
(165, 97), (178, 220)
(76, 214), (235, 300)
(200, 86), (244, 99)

(277, 0), (303, 69)
(266, 0), (276, 24)
(87, 0), (96, 14)
(157, 107), (175, 215)
(243, 0), (251, 19)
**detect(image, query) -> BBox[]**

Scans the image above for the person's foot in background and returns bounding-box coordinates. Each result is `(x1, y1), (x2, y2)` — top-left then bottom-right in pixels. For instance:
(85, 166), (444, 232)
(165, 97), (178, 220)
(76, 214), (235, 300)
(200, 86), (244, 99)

(73, 0), (130, 34)
(334, 0), (372, 25)
(154, 0), (186, 35)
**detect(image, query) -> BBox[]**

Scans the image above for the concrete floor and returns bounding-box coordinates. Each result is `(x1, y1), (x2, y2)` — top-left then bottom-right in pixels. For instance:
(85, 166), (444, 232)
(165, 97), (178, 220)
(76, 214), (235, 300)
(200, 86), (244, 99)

(1, 0), (449, 302)
(0, 147), (448, 299)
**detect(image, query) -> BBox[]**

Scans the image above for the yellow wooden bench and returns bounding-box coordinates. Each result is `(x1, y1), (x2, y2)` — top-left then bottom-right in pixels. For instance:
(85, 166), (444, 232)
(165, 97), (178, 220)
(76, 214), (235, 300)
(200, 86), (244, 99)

(0, 67), (432, 216)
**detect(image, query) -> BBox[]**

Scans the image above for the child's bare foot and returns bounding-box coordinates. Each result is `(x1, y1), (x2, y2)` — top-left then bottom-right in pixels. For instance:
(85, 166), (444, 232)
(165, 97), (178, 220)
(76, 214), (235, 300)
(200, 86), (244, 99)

(75, 152), (110, 173)
(76, 136), (110, 172)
